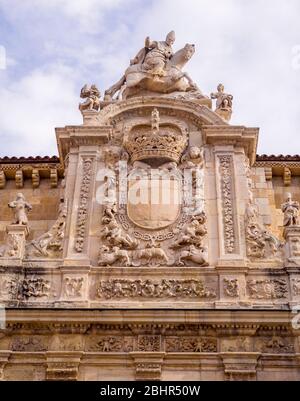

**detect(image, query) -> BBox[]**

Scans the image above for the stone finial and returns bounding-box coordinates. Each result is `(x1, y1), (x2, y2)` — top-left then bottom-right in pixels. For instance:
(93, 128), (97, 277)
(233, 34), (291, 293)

(8, 193), (32, 226)
(211, 84), (233, 122)
(281, 193), (300, 227)
(79, 84), (101, 112)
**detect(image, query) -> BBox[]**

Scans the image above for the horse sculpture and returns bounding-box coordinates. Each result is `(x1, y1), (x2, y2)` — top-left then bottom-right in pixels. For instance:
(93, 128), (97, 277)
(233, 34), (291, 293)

(104, 44), (200, 101)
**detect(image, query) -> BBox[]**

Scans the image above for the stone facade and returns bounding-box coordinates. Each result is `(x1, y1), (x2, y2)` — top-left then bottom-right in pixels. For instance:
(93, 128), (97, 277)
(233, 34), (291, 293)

(1, 33), (300, 381)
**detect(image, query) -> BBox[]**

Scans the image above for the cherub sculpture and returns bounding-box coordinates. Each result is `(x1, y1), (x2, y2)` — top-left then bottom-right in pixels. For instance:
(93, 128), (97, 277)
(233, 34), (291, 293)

(180, 146), (204, 169)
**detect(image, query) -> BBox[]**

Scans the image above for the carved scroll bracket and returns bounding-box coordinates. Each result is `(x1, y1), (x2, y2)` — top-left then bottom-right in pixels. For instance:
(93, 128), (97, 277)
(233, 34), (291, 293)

(221, 353), (260, 381)
(130, 352), (165, 381)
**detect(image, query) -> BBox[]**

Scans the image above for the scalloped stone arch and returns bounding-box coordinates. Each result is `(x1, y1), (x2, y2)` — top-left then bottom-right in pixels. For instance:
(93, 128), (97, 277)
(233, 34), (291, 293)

(96, 96), (227, 127)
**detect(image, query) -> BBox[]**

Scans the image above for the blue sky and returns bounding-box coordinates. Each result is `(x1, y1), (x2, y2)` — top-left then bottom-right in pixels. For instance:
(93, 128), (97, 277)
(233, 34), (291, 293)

(0, 0), (300, 157)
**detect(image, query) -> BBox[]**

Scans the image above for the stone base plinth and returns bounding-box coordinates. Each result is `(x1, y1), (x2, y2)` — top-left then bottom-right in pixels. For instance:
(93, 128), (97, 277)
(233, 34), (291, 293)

(284, 226), (300, 267)
(0, 225), (29, 264)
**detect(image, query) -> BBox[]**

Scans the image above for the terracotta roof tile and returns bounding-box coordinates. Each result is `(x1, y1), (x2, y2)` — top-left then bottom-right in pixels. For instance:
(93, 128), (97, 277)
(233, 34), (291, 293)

(0, 156), (60, 164)
(1, 155), (300, 164)
(256, 155), (300, 162)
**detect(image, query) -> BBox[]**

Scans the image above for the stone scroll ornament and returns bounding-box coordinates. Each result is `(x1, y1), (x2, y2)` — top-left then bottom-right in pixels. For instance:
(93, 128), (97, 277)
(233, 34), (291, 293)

(75, 158), (93, 253)
(26, 198), (68, 258)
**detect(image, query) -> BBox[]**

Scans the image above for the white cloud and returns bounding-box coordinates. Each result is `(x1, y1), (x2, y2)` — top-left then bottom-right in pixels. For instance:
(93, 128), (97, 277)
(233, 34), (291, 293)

(0, 64), (80, 156)
(0, 0), (135, 34)
(0, 0), (300, 156)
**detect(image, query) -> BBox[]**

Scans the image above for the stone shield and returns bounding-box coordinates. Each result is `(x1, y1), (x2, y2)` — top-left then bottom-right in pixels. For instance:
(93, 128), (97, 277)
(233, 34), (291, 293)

(127, 175), (182, 230)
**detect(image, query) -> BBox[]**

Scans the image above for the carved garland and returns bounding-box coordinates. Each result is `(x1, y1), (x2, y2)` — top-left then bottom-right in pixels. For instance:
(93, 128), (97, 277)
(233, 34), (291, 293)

(75, 158), (93, 252)
(218, 155), (236, 254)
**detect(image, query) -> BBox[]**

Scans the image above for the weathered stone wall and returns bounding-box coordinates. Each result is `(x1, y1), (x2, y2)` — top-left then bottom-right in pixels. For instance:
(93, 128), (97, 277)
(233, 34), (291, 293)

(1, 97), (300, 381)
(0, 178), (62, 243)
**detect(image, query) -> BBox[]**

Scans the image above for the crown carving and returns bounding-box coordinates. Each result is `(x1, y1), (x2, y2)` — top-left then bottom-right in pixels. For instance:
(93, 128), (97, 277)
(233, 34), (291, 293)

(124, 125), (188, 164)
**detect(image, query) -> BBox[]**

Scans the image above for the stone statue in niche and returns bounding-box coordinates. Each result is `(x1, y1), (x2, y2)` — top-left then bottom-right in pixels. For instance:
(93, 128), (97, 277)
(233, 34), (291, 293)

(79, 84), (101, 112)
(281, 193), (300, 227)
(8, 193), (32, 225)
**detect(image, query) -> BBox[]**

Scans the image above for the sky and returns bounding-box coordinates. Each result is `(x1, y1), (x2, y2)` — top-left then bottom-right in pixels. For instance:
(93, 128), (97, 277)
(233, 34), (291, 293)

(0, 0), (300, 157)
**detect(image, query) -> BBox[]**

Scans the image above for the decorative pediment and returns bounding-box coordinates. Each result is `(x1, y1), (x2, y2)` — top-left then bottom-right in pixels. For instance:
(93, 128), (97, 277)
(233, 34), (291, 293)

(95, 97), (227, 127)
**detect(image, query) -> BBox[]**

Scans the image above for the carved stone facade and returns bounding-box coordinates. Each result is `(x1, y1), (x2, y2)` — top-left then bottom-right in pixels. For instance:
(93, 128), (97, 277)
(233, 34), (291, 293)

(1, 33), (300, 381)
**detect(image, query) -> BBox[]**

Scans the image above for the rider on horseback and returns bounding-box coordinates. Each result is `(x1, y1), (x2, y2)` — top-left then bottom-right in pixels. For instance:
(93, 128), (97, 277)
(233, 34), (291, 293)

(130, 31), (176, 77)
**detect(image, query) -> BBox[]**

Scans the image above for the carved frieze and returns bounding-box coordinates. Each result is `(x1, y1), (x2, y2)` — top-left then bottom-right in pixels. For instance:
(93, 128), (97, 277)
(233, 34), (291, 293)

(50, 335), (83, 351)
(247, 279), (288, 300)
(165, 337), (217, 352)
(96, 279), (216, 300)
(222, 337), (252, 353)
(85, 336), (133, 352)
(3, 277), (52, 300)
(137, 335), (161, 352)
(11, 337), (48, 352)
(255, 337), (294, 354)
(21, 278), (52, 299)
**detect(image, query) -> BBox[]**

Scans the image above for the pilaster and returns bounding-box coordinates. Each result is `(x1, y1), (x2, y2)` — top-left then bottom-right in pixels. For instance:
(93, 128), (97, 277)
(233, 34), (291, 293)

(56, 126), (110, 266)
(202, 126), (258, 267)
